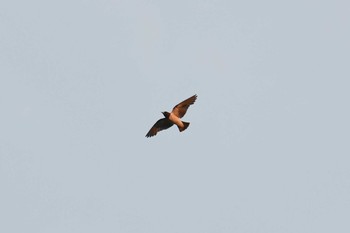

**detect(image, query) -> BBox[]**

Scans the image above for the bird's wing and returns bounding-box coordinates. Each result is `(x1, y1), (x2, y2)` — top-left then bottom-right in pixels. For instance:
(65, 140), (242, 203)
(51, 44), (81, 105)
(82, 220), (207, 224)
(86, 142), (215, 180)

(171, 94), (197, 118)
(145, 118), (174, 137)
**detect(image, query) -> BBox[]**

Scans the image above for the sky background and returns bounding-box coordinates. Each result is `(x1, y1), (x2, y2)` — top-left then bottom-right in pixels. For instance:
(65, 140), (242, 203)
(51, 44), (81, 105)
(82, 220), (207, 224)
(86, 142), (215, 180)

(1, 0), (349, 232)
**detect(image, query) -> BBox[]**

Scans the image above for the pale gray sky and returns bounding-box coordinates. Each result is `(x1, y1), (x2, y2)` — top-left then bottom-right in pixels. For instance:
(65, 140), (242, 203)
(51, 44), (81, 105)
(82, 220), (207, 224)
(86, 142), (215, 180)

(1, 0), (349, 232)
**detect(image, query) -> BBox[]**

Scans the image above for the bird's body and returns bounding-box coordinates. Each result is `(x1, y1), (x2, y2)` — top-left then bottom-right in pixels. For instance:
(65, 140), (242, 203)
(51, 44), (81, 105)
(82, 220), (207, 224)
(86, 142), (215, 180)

(168, 112), (189, 131)
(146, 94), (197, 137)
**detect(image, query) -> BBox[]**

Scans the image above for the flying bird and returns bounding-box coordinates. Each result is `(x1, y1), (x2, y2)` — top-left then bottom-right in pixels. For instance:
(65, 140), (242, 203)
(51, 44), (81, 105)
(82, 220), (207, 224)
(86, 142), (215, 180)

(146, 94), (197, 137)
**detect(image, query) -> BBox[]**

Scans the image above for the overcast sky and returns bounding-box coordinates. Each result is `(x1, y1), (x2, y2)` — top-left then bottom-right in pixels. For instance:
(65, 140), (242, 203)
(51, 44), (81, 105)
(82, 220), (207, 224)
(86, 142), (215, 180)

(1, 0), (349, 232)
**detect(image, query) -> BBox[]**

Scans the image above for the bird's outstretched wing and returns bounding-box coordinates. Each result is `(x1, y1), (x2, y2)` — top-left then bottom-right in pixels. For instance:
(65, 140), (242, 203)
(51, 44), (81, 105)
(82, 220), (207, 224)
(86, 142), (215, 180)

(171, 94), (197, 118)
(145, 118), (174, 137)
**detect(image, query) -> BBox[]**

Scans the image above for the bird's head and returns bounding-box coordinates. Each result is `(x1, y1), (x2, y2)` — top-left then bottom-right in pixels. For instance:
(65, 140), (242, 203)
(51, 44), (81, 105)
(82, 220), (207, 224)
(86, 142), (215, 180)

(162, 111), (170, 118)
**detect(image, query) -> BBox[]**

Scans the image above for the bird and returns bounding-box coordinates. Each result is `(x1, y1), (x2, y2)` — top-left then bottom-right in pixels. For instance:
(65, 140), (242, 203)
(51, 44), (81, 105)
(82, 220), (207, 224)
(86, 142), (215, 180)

(146, 94), (197, 137)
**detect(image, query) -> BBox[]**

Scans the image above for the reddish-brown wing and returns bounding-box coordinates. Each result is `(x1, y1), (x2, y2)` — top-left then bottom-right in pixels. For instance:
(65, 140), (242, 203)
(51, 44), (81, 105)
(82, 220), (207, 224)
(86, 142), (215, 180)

(171, 94), (197, 118)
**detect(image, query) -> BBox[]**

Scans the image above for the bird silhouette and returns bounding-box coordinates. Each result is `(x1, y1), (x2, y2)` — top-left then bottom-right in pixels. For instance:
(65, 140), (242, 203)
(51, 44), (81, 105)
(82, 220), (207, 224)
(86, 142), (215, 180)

(146, 94), (197, 137)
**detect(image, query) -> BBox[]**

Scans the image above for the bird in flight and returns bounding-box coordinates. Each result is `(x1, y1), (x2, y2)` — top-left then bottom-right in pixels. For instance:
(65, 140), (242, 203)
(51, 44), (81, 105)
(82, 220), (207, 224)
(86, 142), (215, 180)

(146, 94), (197, 137)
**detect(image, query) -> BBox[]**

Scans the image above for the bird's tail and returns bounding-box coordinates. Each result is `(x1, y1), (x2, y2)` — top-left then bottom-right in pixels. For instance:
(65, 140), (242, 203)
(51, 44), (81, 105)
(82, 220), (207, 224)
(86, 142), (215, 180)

(178, 121), (190, 132)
